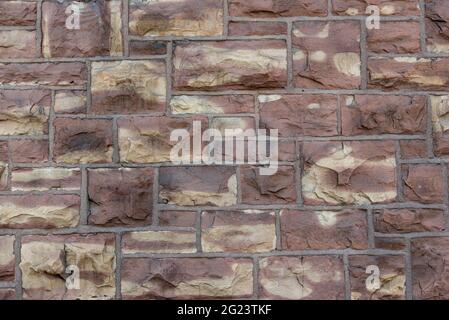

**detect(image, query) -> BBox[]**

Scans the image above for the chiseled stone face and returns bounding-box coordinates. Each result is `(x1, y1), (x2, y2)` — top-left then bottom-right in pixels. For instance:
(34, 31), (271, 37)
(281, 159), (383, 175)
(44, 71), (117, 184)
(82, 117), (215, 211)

(332, 0), (420, 16)
(367, 21), (421, 54)
(171, 95), (255, 114)
(0, 195), (80, 229)
(42, 0), (123, 57)
(173, 40), (287, 90)
(0, 142), (8, 191)
(121, 258), (253, 299)
(201, 210), (276, 253)
(129, 0), (223, 37)
(426, 0), (449, 53)
(402, 164), (445, 204)
(53, 118), (113, 164)
(0, 1), (37, 26)
(280, 209), (369, 250)
(88, 168), (154, 227)
(240, 166), (296, 205)
(293, 21), (361, 89)
(0, 235), (15, 282)
(342, 95), (427, 135)
(118, 116), (207, 163)
(0, 30), (36, 58)
(431, 95), (449, 156)
(259, 256), (345, 300)
(412, 237), (449, 299)
(11, 168), (81, 191)
(400, 140), (428, 159)
(9, 140), (48, 163)
(349, 255), (406, 300)
(91, 60), (166, 114)
(259, 94), (338, 137)
(302, 141), (397, 205)
(159, 211), (197, 228)
(0, 289), (15, 300)
(54, 91), (87, 114)
(122, 231), (197, 254)
(159, 166), (237, 207)
(0, 90), (51, 136)
(20, 234), (115, 300)
(228, 21), (287, 36)
(374, 208), (445, 233)
(229, 0), (328, 17)
(0, 63), (87, 86)
(368, 57), (449, 91)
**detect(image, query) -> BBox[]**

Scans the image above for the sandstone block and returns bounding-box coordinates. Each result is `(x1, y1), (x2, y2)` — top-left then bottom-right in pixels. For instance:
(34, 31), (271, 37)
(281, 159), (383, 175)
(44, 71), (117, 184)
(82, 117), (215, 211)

(229, 0), (328, 17)
(123, 231), (196, 254)
(0, 235), (14, 281)
(402, 164), (444, 203)
(374, 208), (445, 233)
(11, 168), (81, 191)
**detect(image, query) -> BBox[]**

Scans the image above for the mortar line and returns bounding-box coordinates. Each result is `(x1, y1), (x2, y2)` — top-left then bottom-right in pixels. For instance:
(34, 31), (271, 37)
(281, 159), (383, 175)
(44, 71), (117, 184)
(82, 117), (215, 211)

(426, 95), (435, 158)
(396, 141), (404, 202)
(35, 0), (43, 59)
(115, 232), (122, 300)
(252, 256), (259, 299)
(14, 232), (22, 300)
(80, 167), (88, 225)
(360, 20), (368, 90)
(152, 167), (160, 226)
(405, 238), (413, 300)
(196, 209), (202, 253)
(223, 0), (229, 37)
(123, 0), (129, 58)
(343, 254), (351, 300)
(366, 208), (375, 249)
(419, 0), (427, 54)
(275, 209), (282, 250)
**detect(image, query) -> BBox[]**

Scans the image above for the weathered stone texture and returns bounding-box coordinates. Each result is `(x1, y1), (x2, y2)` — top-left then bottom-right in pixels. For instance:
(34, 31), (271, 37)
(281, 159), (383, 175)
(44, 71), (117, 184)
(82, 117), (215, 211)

(402, 165), (445, 204)
(88, 168), (154, 227)
(123, 231), (196, 254)
(54, 91), (87, 114)
(53, 118), (113, 164)
(367, 21), (421, 53)
(280, 210), (369, 250)
(129, 41), (167, 56)
(9, 139), (48, 163)
(201, 210), (276, 253)
(400, 140), (428, 159)
(159, 211), (197, 228)
(425, 0), (449, 53)
(302, 141), (397, 205)
(0, 236), (15, 281)
(159, 167), (237, 207)
(229, 0), (328, 17)
(129, 0), (223, 37)
(11, 168), (81, 191)
(42, 0), (123, 57)
(293, 21), (361, 89)
(431, 95), (449, 156)
(91, 60), (166, 114)
(259, 256), (345, 300)
(259, 94), (338, 137)
(349, 255), (406, 300)
(0, 1), (37, 26)
(121, 258), (253, 299)
(20, 234), (115, 300)
(171, 95), (254, 114)
(332, 0), (420, 16)
(374, 208), (445, 233)
(173, 40), (287, 90)
(0, 289), (15, 300)
(0, 30), (36, 58)
(228, 21), (287, 36)
(0, 142), (8, 191)
(341, 95), (427, 135)
(0, 195), (79, 229)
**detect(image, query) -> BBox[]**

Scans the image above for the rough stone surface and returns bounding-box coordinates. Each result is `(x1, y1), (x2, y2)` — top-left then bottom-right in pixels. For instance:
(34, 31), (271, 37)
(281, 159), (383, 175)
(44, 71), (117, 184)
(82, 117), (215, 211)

(0, 1), (37, 26)
(9, 140), (48, 163)
(0, 30), (36, 58)
(374, 208), (445, 233)
(0, 289), (15, 300)
(0, 142), (8, 191)
(229, 0), (328, 17)
(173, 40), (287, 90)
(11, 168), (81, 191)
(123, 231), (196, 254)
(280, 209), (369, 250)
(0, 235), (15, 281)
(54, 91), (87, 114)
(20, 234), (115, 300)
(302, 141), (397, 205)
(400, 140), (428, 159)
(368, 21), (421, 54)
(171, 95), (254, 114)
(332, 0), (420, 16)
(293, 21), (361, 89)
(88, 168), (154, 227)
(431, 95), (449, 156)
(201, 210), (276, 253)
(402, 165), (445, 204)
(425, 0), (449, 53)
(129, 41), (167, 56)
(121, 258), (253, 299)
(228, 21), (287, 36)
(159, 211), (197, 228)
(0, 195), (80, 229)
(349, 255), (406, 300)
(259, 256), (345, 300)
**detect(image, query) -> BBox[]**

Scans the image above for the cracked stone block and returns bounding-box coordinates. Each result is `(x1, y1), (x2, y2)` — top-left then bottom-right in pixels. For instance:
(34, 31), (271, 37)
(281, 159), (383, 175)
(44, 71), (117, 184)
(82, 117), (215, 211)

(425, 0), (449, 53)
(173, 40), (287, 90)
(280, 209), (369, 250)
(54, 91), (87, 114)
(341, 95), (427, 135)
(123, 231), (197, 254)
(0, 63), (87, 86)
(259, 94), (338, 137)
(293, 21), (361, 89)
(0, 195), (79, 229)
(0, 1), (37, 26)
(367, 21), (421, 54)
(374, 208), (445, 233)
(302, 141), (397, 205)
(53, 118), (113, 164)
(88, 168), (154, 227)
(91, 60), (166, 114)
(121, 258), (253, 299)
(42, 0), (123, 57)
(0, 90), (51, 136)
(0, 235), (15, 282)
(11, 168), (81, 191)
(349, 255), (406, 300)
(412, 237), (449, 299)
(229, 0), (328, 17)
(402, 164), (445, 204)
(118, 116), (207, 163)
(201, 210), (276, 253)
(368, 57), (449, 91)
(332, 0), (420, 16)
(129, 0), (223, 37)
(259, 256), (345, 300)
(171, 95), (255, 114)
(20, 234), (115, 300)
(159, 166), (237, 207)
(0, 30), (36, 58)
(9, 139), (48, 163)
(240, 166), (296, 205)
(159, 211), (197, 228)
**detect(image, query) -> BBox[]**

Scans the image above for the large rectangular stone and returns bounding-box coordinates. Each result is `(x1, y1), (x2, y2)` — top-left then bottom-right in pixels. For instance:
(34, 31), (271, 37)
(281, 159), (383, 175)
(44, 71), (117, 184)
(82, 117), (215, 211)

(11, 168), (81, 191)
(0, 1), (37, 26)
(122, 231), (196, 254)
(0, 30), (36, 58)
(332, 0), (420, 16)
(229, 0), (328, 17)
